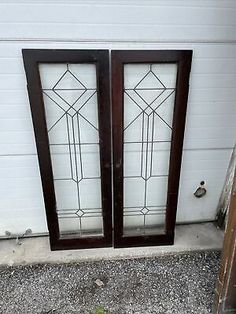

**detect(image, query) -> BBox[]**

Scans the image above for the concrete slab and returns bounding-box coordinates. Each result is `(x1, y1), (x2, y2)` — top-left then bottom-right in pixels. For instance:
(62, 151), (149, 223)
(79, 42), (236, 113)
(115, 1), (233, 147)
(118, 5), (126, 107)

(0, 223), (224, 266)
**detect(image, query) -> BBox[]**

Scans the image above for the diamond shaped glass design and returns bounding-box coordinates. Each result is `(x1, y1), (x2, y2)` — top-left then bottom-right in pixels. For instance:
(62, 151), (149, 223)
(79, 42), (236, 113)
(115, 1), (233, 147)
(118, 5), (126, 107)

(76, 209), (85, 217)
(144, 105), (153, 116)
(123, 63), (177, 235)
(39, 63), (103, 237)
(141, 207), (149, 215)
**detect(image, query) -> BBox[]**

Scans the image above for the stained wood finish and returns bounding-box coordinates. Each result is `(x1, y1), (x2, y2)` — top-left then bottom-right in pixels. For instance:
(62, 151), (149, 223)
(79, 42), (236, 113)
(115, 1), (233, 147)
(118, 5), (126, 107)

(112, 50), (192, 248)
(22, 49), (112, 250)
(215, 171), (236, 314)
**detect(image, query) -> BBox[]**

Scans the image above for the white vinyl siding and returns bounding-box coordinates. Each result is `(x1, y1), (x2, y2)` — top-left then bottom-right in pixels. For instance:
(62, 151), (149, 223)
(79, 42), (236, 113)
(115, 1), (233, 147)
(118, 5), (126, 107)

(0, 0), (235, 235)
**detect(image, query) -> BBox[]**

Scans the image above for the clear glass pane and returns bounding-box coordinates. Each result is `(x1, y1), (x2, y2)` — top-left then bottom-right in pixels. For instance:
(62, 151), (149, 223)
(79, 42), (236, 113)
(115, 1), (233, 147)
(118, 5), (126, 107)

(39, 63), (103, 237)
(123, 63), (177, 236)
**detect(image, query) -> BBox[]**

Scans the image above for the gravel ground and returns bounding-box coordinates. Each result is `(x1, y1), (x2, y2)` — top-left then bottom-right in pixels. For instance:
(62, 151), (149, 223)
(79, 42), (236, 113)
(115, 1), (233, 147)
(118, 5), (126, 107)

(0, 250), (221, 314)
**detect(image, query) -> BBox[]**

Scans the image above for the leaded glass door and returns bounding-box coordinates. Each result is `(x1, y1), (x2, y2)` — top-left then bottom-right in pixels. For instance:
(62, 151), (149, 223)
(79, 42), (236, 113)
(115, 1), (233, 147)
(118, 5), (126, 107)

(23, 49), (192, 250)
(23, 50), (112, 250)
(112, 50), (192, 248)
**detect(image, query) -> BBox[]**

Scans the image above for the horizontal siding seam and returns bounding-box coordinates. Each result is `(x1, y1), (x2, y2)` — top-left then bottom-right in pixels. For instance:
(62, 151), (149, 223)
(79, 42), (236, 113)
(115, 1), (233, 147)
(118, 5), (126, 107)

(0, 22), (235, 27)
(0, 147), (234, 158)
(0, 39), (236, 44)
(0, 1), (236, 9)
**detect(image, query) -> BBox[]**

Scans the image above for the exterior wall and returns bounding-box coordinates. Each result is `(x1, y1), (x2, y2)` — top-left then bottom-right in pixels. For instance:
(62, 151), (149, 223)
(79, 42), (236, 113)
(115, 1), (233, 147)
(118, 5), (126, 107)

(0, 0), (235, 236)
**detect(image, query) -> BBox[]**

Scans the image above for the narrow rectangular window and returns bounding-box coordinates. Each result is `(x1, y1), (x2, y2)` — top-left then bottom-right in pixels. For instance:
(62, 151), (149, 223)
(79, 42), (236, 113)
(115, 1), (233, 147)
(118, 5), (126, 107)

(112, 50), (192, 247)
(23, 50), (112, 250)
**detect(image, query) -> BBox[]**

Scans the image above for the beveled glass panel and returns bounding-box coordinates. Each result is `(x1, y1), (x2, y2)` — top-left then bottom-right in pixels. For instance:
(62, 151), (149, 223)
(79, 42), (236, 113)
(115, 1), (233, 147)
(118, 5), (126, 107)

(39, 63), (103, 237)
(123, 63), (177, 235)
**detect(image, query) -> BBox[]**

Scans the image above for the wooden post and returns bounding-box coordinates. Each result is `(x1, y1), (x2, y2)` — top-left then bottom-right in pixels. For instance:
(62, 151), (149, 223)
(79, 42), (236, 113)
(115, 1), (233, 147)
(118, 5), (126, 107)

(215, 168), (236, 313)
(215, 145), (236, 229)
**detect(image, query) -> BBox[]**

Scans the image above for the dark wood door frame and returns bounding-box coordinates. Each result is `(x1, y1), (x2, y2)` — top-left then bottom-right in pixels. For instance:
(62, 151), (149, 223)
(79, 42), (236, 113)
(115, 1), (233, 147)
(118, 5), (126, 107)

(22, 49), (112, 250)
(112, 50), (192, 248)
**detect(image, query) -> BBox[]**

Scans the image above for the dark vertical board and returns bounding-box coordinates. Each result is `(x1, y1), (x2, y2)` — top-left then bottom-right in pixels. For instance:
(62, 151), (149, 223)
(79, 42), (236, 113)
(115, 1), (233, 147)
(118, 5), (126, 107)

(112, 50), (192, 248)
(215, 173), (236, 313)
(23, 49), (112, 250)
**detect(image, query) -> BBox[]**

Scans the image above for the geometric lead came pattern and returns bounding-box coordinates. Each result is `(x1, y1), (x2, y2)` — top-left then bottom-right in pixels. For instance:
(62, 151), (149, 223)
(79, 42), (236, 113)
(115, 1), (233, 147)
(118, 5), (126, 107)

(123, 63), (177, 235)
(40, 63), (103, 236)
